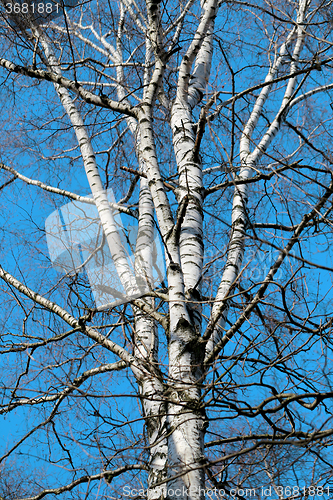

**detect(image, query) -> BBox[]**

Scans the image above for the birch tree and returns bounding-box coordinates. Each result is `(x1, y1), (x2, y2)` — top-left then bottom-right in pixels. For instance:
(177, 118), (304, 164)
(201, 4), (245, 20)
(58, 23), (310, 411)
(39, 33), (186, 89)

(1, 0), (333, 498)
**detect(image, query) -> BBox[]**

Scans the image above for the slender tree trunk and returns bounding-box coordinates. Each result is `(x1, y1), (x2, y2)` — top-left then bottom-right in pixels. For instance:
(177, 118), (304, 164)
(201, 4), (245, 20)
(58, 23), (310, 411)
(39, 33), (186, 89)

(166, 322), (206, 500)
(133, 176), (168, 500)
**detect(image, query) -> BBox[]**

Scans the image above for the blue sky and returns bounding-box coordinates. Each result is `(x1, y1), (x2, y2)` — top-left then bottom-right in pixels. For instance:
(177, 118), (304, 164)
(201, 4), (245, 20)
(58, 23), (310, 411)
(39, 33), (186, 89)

(1, 0), (333, 497)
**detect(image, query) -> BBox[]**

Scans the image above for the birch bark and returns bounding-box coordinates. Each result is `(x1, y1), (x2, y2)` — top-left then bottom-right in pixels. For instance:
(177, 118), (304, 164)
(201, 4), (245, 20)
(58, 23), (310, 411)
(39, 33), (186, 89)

(204, 0), (308, 362)
(91, 13), (170, 495)
(36, 32), (141, 299)
(165, 1), (217, 498)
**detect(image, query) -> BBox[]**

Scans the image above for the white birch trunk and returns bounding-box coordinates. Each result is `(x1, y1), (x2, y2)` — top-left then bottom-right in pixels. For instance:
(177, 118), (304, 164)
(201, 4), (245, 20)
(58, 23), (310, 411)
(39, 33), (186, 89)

(136, 103), (206, 499)
(37, 32), (139, 297)
(165, 3), (217, 499)
(110, 19), (171, 493)
(166, 329), (206, 500)
(133, 174), (168, 499)
(204, 0), (308, 362)
(90, 20), (171, 495)
(133, 311), (168, 500)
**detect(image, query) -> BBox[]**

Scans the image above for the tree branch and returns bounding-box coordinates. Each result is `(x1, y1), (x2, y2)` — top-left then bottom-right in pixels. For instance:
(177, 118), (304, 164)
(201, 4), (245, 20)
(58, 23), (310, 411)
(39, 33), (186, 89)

(0, 57), (137, 117)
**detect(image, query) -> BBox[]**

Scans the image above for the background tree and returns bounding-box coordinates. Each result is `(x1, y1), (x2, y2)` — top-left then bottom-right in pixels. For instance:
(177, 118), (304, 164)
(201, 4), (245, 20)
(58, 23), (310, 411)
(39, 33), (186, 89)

(0, 0), (333, 499)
